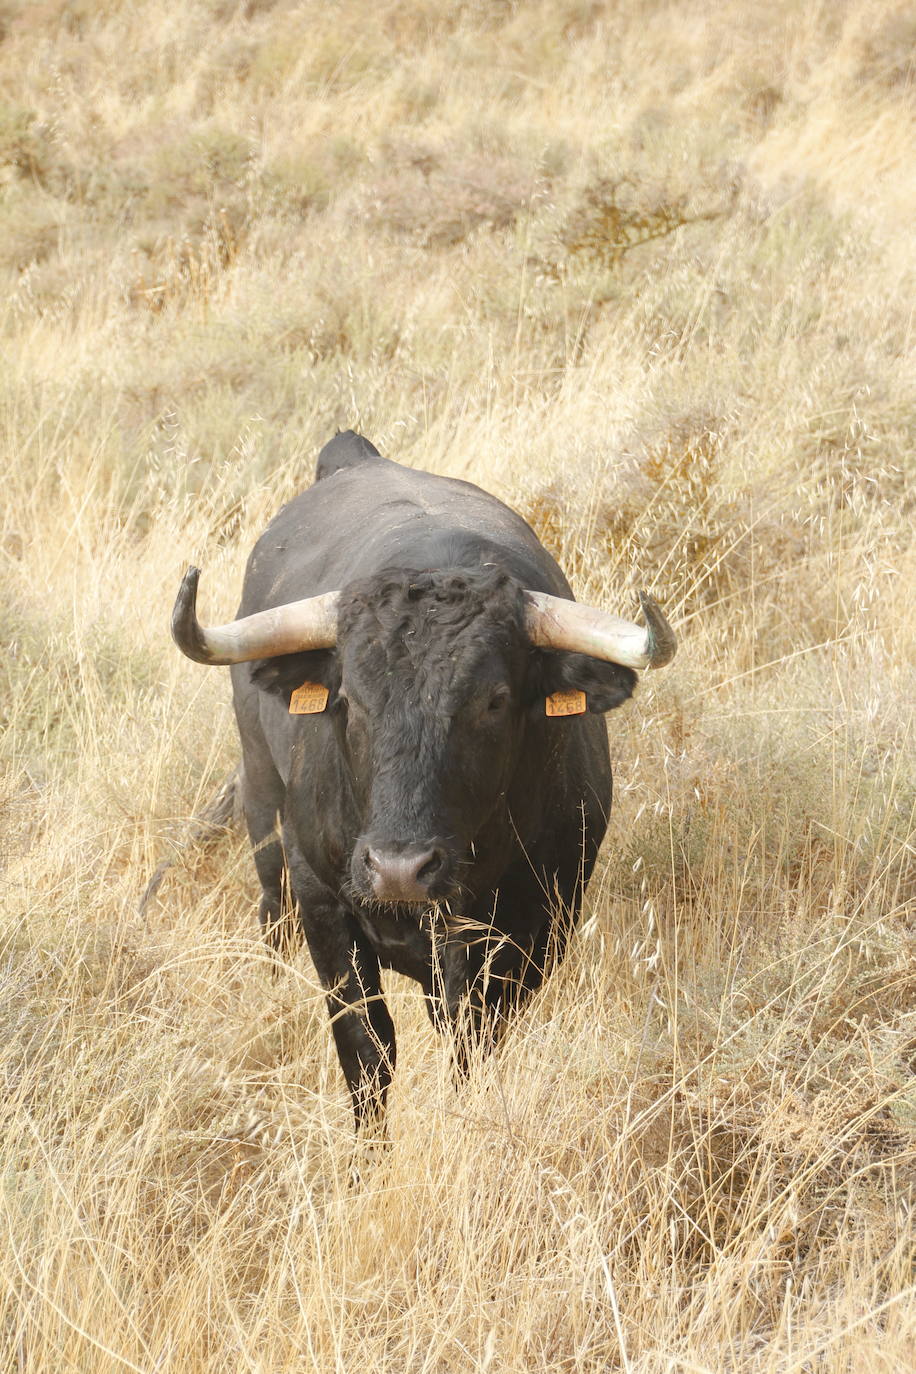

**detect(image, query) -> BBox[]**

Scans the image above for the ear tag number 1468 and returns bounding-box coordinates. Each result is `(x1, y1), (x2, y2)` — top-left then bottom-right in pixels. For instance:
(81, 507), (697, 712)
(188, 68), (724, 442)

(545, 690), (587, 717)
(289, 682), (329, 714)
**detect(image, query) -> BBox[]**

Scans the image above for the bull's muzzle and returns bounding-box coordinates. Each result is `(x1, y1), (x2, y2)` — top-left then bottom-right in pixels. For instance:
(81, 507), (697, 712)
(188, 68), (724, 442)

(355, 841), (451, 905)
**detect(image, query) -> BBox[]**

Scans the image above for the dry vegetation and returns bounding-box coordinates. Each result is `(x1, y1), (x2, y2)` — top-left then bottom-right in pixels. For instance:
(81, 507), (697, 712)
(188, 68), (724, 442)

(1, 0), (914, 1369)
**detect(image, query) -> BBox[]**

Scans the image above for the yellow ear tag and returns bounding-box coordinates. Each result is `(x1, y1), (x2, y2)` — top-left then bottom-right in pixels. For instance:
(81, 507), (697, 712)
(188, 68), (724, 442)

(289, 682), (329, 715)
(546, 689), (587, 717)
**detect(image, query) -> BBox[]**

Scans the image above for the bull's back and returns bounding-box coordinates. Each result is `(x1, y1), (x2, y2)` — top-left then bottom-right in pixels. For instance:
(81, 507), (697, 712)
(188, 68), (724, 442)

(239, 435), (572, 615)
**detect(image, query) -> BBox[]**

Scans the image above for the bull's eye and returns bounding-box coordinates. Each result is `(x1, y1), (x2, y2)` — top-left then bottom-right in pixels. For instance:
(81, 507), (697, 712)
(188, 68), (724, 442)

(487, 689), (510, 714)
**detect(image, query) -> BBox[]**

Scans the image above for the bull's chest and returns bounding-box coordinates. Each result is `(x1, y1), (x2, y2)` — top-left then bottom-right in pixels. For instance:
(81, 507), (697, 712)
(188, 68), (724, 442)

(354, 905), (434, 982)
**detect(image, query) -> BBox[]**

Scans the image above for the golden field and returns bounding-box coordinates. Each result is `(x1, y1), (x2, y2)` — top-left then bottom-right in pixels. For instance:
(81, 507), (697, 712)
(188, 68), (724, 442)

(0, 1), (913, 1368)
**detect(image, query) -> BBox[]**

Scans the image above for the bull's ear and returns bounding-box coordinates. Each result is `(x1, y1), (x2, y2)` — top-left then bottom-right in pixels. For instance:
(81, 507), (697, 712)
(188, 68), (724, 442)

(538, 651), (637, 715)
(249, 649), (338, 705)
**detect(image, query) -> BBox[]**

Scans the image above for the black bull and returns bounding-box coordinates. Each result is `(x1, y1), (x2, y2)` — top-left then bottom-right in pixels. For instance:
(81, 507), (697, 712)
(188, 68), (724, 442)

(171, 432), (676, 1130)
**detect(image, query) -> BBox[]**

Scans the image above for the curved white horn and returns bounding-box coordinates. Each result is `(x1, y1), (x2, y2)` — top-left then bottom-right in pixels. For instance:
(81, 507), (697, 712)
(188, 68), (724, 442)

(171, 567), (339, 665)
(524, 589), (676, 670)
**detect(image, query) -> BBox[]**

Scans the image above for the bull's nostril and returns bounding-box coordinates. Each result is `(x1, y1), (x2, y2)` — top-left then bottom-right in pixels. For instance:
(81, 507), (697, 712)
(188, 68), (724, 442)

(360, 842), (448, 902)
(416, 849), (444, 885)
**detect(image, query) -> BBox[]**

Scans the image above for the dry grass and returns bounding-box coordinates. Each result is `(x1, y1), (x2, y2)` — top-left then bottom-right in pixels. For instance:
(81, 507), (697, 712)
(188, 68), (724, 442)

(1, 0), (914, 1369)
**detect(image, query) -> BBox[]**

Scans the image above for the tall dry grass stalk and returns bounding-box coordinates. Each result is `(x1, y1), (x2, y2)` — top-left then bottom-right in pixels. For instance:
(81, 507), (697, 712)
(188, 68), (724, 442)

(1, 0), (913, 1368)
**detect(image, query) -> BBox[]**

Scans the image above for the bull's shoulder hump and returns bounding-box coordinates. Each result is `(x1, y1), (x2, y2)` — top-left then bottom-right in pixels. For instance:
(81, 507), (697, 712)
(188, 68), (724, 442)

(258, 461), (538, 549)
(243, 456), (568, 600)
(314, 430), (387, 483)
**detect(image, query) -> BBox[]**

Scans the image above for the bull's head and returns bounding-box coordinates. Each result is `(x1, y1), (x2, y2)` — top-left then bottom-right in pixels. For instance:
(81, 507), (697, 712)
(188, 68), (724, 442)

(172, 565), (675, 906)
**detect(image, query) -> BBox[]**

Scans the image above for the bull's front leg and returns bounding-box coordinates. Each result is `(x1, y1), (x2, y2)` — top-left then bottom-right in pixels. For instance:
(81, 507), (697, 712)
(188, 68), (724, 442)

(424, 914), (533, 1075)
(322, 925), (395, 1134)
(430, 865), (583, 1074)
(284, 844), (396, 1134)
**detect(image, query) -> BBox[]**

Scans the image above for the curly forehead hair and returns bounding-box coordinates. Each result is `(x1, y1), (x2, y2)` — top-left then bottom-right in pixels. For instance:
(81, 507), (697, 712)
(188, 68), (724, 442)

(337, 566), (527, 671)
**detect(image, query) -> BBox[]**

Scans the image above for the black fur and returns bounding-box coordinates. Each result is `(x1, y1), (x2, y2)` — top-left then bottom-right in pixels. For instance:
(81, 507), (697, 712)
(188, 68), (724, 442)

(228, 433), (638, 1133)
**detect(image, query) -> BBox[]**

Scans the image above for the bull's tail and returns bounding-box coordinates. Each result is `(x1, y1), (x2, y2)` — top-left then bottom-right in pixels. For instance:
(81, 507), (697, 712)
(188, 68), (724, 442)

(138, 765), (243, 917)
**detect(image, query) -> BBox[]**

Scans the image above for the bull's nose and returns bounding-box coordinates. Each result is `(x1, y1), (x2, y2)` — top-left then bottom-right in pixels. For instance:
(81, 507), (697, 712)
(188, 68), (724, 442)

(364, 844), (446, 903)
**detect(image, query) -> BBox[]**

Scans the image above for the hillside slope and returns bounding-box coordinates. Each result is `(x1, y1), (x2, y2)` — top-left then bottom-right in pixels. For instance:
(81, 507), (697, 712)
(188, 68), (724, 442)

(1, 2), (913, 1369)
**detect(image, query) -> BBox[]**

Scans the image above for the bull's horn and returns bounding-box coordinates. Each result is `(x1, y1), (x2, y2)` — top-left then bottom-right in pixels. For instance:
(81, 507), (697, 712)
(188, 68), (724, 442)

(171, 566), (340, 665)
(524, 589), (676, 670)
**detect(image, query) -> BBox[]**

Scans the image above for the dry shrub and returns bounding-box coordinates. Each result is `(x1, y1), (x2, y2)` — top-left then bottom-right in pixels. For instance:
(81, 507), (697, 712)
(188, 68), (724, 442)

(0, 103), (49, 181)
(364, 143), (538, 248)
(853, 7), (916, 91)
(129, 209), (242, 314)
(0, 194), (65, 271)
(557, 176), (725, 273)
(520, 413), (806, 625)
